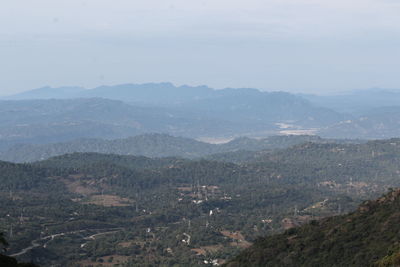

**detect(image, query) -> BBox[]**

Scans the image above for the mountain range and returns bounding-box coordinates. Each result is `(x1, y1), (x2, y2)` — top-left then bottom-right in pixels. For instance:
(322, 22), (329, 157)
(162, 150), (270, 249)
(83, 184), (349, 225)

(3, 83), (400, 266)
(0, 98), (244, 150)
(2, 83), (400, 149)
(301, 88), (400, 114)
(4, 83), (345, 128)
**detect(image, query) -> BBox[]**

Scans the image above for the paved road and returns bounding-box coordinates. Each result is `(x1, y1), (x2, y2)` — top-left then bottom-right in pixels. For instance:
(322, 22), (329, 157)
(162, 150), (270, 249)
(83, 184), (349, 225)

(10, 228), (123, 257)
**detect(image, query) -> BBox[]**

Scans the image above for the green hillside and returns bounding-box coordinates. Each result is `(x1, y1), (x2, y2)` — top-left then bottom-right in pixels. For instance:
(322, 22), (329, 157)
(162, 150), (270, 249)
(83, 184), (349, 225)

(225, 188), (400, 267)
(0, 134), (348, 163)
(2, 138), (400, 266)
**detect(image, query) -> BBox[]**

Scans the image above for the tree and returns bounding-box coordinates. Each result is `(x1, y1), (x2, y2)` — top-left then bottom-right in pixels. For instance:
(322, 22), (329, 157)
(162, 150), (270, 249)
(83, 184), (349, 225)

(0, 233), (8, 252)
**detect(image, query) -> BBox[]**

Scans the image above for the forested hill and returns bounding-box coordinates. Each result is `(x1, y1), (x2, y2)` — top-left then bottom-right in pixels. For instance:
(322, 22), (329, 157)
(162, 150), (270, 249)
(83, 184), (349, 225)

(225, 188), (400, 267)
(32, 152), (186, 170)
(4, 138), (400, 266)
(0, 98), (243, 150)
(0, 134), (349, 163)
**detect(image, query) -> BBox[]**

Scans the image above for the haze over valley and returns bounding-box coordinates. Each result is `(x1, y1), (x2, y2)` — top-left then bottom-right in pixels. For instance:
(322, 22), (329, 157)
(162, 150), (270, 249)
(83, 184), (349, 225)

(1, 83), (400, 266)
(2, 84), (400, 155)
(2, 0), (400, 266)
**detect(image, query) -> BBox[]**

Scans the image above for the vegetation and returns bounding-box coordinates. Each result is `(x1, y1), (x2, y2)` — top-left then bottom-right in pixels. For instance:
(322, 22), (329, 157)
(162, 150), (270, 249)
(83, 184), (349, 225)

(0, 233), (38, 267)
(0, 134), (358, 163)
(225, 189), (400, 267)
(2, 139), (400, 265)
(1, 232), (8, 251)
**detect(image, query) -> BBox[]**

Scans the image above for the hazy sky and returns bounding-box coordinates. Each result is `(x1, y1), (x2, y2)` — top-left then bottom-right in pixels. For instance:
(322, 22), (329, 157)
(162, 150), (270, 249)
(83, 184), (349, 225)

(1, 0), (400, 95)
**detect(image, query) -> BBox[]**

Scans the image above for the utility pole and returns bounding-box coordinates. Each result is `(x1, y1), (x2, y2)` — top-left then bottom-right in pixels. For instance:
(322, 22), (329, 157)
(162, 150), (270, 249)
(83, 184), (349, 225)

(9, 224), (13, 239)
(135, 193), (139, 213)
(19, 209), (24, 224)
(197, 180), (202, 200)
(101, 189), (105, 206)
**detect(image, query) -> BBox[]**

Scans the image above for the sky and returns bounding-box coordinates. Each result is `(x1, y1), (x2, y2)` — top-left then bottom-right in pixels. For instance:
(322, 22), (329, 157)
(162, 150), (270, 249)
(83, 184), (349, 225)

(1, 0), (400, 96)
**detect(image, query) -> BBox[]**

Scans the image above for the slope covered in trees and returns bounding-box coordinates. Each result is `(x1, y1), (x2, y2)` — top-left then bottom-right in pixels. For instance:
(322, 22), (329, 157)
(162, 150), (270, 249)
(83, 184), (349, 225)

(0, 134), (354, 163)
(0, 232), (38, 267)
(0, 98), (242, 150)
(225, 188), (400, 267)
(1, 139), (400, 265)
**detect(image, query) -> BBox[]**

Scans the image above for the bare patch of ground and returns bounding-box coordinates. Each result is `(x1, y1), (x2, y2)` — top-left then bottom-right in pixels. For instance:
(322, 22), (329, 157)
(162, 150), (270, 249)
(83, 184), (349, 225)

(281, 218), (299, 230)
(177, 186), (192, 192)
(117, 241), (132, 248)
(66, 181), (99, 195)
(83, 194), (133, 207)
(221, 231), (252, 248)
(60, 174), (100, 196)
(221, 230), (245, 241)
(191, 245), (224, 256)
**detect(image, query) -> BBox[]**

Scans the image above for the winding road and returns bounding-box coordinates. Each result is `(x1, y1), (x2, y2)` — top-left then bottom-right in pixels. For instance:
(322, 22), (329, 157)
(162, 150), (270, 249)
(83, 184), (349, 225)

(10, 228), (123, 257)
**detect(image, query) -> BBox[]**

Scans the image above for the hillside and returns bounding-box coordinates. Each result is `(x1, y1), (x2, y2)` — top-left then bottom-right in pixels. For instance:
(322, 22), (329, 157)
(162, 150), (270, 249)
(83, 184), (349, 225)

(0, 98), (242, 149)
(320, 106), (400, 139)
(225, 188), (400, 267)
(2, 139), (400, 265)
(302, 88), (400, 114)
(3, 83), (215, 105)
(0, 134), (343, 163)
(0, 134), (214, 162)
(177, 91), (344, 127)
(1, 153), (349, 266)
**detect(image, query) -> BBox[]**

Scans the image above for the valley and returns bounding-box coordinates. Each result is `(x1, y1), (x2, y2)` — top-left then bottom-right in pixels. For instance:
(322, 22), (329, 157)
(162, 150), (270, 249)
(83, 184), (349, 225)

(2, 84), (400, 151)
(2, 138), (400, 266)
(3, 1), (400, 265)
